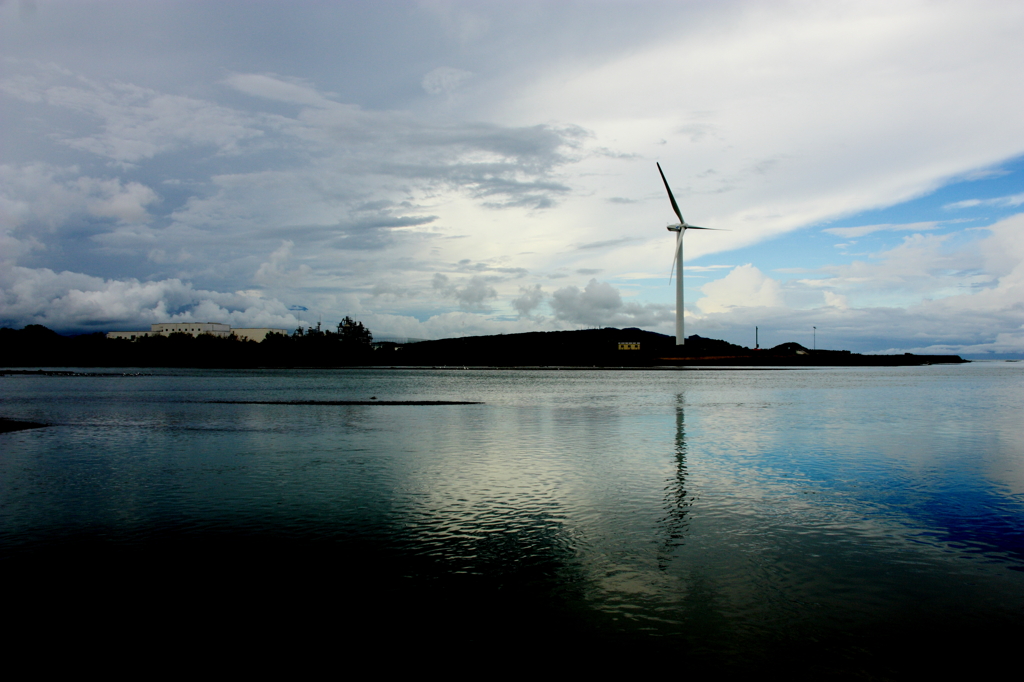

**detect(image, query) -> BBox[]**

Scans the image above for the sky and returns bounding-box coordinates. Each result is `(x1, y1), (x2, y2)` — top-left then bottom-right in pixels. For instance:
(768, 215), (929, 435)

(2, 0), (1023, 356)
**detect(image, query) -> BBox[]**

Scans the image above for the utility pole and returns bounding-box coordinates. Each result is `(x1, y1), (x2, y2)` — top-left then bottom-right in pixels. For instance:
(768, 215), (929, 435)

(813, 326), (816, 351)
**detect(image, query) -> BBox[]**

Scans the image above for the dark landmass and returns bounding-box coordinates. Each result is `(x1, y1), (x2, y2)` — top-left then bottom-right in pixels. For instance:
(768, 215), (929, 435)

(0, 417), (48, 434)
(209, 400), (482, 406)
(0, 324), (967, 368)
(387, 328), (967, 367)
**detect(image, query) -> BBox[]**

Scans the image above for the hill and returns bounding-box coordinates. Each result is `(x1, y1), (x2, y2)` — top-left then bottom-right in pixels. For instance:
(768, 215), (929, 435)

(389, 329), (967, 367)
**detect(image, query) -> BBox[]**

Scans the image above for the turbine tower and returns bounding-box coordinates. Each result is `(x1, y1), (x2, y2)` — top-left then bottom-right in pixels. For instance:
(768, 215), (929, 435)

(657, 163), (717, 346)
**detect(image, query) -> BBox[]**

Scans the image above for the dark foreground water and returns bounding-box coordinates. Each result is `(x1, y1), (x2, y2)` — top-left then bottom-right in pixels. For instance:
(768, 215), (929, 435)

(3, 364), (1024, 672)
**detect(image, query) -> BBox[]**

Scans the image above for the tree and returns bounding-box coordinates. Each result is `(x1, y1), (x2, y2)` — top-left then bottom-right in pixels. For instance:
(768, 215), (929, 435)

(338, 316), (372, 349)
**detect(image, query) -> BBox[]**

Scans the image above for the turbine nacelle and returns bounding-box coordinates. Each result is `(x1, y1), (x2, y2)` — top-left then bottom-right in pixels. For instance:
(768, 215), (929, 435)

(667, 224), (683, 232)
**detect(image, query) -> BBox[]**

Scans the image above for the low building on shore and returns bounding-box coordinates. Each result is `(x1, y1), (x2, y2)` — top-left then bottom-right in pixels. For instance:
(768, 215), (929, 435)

(107, 323), (287, 343)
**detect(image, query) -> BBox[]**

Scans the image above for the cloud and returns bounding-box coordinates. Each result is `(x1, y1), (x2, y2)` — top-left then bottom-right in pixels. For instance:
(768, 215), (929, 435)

(0, 164), (162, 265)
(817, 232), (986, 306)
(823, 291), (849, 309)
(84, 179), (159, 223)
(551, 278), (673, 327)
(0, 263), (302, 332)
(453, 259), (528, 276)
(823, 221), (941, 238)
(371, 281), (409, 300)
(576, 237), (636, 250)
(511, 284), (544, 318)
(6, 62), (586, 216)
(687, 215), (1024, 352)
(944, 193), (1024, 210)
(888, 327), (1024, 356)
(508, 0), (1024, 248)
(432, 273), (498, 310)
(2, 63), (264, 163)
(254, 240), (312, 287)
(357, 310), (544, 341)
(422, 67), (473, 96)
(322, 211), (438, 251)
(223, 73), (341, 108)
(687, 264), (735, 273)
(697, 264), (784, 314)
(1, 164), (159, 231)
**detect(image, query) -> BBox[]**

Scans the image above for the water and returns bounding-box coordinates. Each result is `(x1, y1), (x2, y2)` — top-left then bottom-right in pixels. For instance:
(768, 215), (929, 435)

(3, 364), (1024, 670)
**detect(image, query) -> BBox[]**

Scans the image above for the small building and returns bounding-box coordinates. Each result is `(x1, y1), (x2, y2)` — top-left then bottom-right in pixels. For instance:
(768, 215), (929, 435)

(107, 323), (286, 343)
(618, 341), (641, 350)
(153, 322), (231, 337)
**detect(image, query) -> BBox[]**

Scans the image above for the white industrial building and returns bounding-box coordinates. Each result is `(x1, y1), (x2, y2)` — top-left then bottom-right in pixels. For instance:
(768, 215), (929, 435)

(107, 323), (287, 343)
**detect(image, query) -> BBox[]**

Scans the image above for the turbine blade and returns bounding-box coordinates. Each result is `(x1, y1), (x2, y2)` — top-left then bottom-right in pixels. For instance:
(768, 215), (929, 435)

(657, 163), (684, 225)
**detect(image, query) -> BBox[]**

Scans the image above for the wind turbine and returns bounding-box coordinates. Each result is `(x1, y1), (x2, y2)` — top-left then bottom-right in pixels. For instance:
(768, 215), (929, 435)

(657, 162), (718, 346)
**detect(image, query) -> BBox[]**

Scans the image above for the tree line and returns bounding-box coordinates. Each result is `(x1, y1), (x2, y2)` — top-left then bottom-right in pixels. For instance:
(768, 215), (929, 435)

(0, 317), (377, 368)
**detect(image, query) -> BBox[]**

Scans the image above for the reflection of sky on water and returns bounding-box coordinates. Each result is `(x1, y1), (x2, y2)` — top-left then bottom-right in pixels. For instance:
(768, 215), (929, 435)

(681, 365), (1024, 566)
(2, 364), (1024, 647)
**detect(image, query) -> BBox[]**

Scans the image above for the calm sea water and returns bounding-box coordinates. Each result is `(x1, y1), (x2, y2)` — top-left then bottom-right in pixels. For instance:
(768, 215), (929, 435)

(3, 364), (1024, 670)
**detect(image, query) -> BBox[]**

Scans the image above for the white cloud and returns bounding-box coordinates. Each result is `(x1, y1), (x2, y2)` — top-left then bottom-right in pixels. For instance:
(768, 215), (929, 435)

(823, 291), (849, 309)
(823, 221), (941, 238)
(254, 240), (312, 287)
(817, 232), (986, 306)
(697, 264), (784, 314)
(944, 193), (1024, 210)
(82, 178), (158, 223)
(0, 163), (160, 256)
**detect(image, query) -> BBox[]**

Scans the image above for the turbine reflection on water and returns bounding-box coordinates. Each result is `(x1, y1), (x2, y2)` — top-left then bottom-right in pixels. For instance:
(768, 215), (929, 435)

(658, 394), (691, 570)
